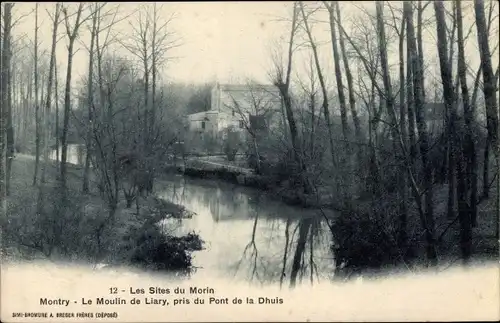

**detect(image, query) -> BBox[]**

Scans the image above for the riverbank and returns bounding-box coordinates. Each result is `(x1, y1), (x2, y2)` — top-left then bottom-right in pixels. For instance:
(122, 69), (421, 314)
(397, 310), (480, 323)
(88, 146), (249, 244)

(174, 163), (333, 208)
(172, 158), (499, 275)
(1, 155), (203, 274)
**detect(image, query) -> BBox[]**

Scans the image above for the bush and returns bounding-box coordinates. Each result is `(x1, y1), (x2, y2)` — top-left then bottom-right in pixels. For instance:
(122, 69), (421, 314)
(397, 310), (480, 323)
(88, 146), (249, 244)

(2, 184), (204, 276)
(122, 222), (204, 275)
(1, 185), (102, 261)
(330, 209), (405, 278)
(247, 152), (267, 173)
(224, 144), (238, 161)
(223, 128), (241, 161)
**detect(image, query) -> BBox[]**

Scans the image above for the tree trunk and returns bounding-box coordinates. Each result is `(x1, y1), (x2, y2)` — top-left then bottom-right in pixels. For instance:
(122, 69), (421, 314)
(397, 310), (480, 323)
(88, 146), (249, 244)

(33, 3), (40, 186)
(417, 1), (426, 101)
(143, 40), (149, 148)
(1, 4), (13, 205)
(252, 135), (261, 174)
(41, 3), (61, 184)
(61, 4), (84, 188)
(151, 3), (158, 133)
(497, 67), (500, 243)
(274, 2), (311, 194)
(301, 2), (337, 196)
(406, 22), (417, 179)
(326, 1), (349, 141)
(5, 29), (14, 195)
(406, 1), (438, 266)
(475, 0), (499, 201)
(435, 0), (472, 263)
(83, 8), (97, 194)
(290, 218), (312, 288)
(280, 217), (291, 289)
(60, 37), (76, 188)
(483, 144), (489, 198)
(397, 13), (408, 255)
(456, 0), (477, 232)
(55, 55), (60, 165)
(335, 2), (361, 142)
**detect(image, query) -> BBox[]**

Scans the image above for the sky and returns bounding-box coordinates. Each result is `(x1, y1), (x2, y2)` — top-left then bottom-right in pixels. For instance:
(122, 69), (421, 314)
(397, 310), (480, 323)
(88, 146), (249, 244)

(7, 1), (500, 90)
(10, 2), (292, 85)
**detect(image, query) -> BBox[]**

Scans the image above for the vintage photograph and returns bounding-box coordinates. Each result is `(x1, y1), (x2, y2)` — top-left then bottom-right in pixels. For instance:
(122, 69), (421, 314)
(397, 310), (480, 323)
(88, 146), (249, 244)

(0, 1), (499, 321)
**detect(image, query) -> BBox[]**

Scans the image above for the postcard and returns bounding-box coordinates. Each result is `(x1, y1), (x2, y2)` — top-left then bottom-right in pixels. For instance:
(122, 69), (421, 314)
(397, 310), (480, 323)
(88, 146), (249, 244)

(1, 1), (499, 322)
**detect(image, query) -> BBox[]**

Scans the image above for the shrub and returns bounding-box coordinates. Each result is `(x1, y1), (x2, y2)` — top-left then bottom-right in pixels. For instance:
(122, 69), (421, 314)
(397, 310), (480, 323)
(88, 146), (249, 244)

(330, 209), (405, 278)
(1, 185), (102, 261)
(125, 224), (204, 275)
(2, 184), (204, 276)
(223, 128), (241, 161)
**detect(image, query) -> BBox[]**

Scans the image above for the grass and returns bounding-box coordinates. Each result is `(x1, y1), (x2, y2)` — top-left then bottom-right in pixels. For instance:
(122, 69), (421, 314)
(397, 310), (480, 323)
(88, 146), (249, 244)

(2, 154), (202, 272)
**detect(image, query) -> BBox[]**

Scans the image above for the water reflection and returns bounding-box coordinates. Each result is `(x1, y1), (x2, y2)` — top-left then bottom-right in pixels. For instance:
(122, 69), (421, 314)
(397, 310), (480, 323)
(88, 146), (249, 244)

(158, 177), (336, 287)
(51, 145), (337, 287)
(50, 144), (86, 165)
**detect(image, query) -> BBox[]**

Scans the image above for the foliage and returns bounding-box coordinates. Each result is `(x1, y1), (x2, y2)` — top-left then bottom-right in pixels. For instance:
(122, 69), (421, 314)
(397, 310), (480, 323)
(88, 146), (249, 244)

(330, 207), (409, 278)
(223, 127), (241, 161)
(1, 164), (204, 274)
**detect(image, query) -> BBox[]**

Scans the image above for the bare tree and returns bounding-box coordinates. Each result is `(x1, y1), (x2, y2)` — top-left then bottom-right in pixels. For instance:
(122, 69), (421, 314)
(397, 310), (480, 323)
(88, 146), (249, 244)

(82, 3), (99, 193)
(434, 0), (472, 263)
(149, 3), (179, 129)
(33, 3), (40, 185)
(475, 0), (499, 189)
(417, 1), (431, 101)
(474, 0), (498, 199)
(474, 0), (499, 242)
(120, 4), (180, 190)
(54, 52), (60, 165)
(300, 2), (336, 170)
(88, 53), (129, 251)
(1, 3), (14, 203)
(60, 3), (88, 188)
(334, 7), (436, 264)
(324, 1), (350, 142)
(335, 2), (361, 142)
(225, 83), (281, 173)
(41, 3), (63, 184)
(3, 4), (15, 195)
(456, 0), (477, 235)
(295, 54), (320, 159)
(269, 2), (312, 194)
(387, 2), (409, 254)
(406, 1), (437, 266)
(406, 11), (417, 183)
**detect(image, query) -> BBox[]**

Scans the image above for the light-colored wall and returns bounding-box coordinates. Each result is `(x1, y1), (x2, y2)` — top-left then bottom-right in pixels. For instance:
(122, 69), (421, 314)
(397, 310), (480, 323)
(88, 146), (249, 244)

(186, 111), (208, 131)
(186, 111), (218, 136)
(205, 111), (219, 137)
(214, 84), (282, 134)
(186, 84), (283, 143)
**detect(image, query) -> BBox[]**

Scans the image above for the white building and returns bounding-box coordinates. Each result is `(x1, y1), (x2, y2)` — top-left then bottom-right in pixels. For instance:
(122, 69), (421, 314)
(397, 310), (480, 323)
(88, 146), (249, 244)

(185, 82), (284, 141)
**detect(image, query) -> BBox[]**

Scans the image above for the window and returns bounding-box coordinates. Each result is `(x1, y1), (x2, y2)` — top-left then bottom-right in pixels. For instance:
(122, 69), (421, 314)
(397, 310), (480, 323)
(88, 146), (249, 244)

(201, 121), (206, 130)
(232, 110), (235, 116)
(239, 120), (244, 129)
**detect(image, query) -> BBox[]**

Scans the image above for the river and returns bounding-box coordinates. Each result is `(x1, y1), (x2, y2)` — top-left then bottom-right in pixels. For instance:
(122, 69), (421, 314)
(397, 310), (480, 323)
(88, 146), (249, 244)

(52, 144), (336, 287)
